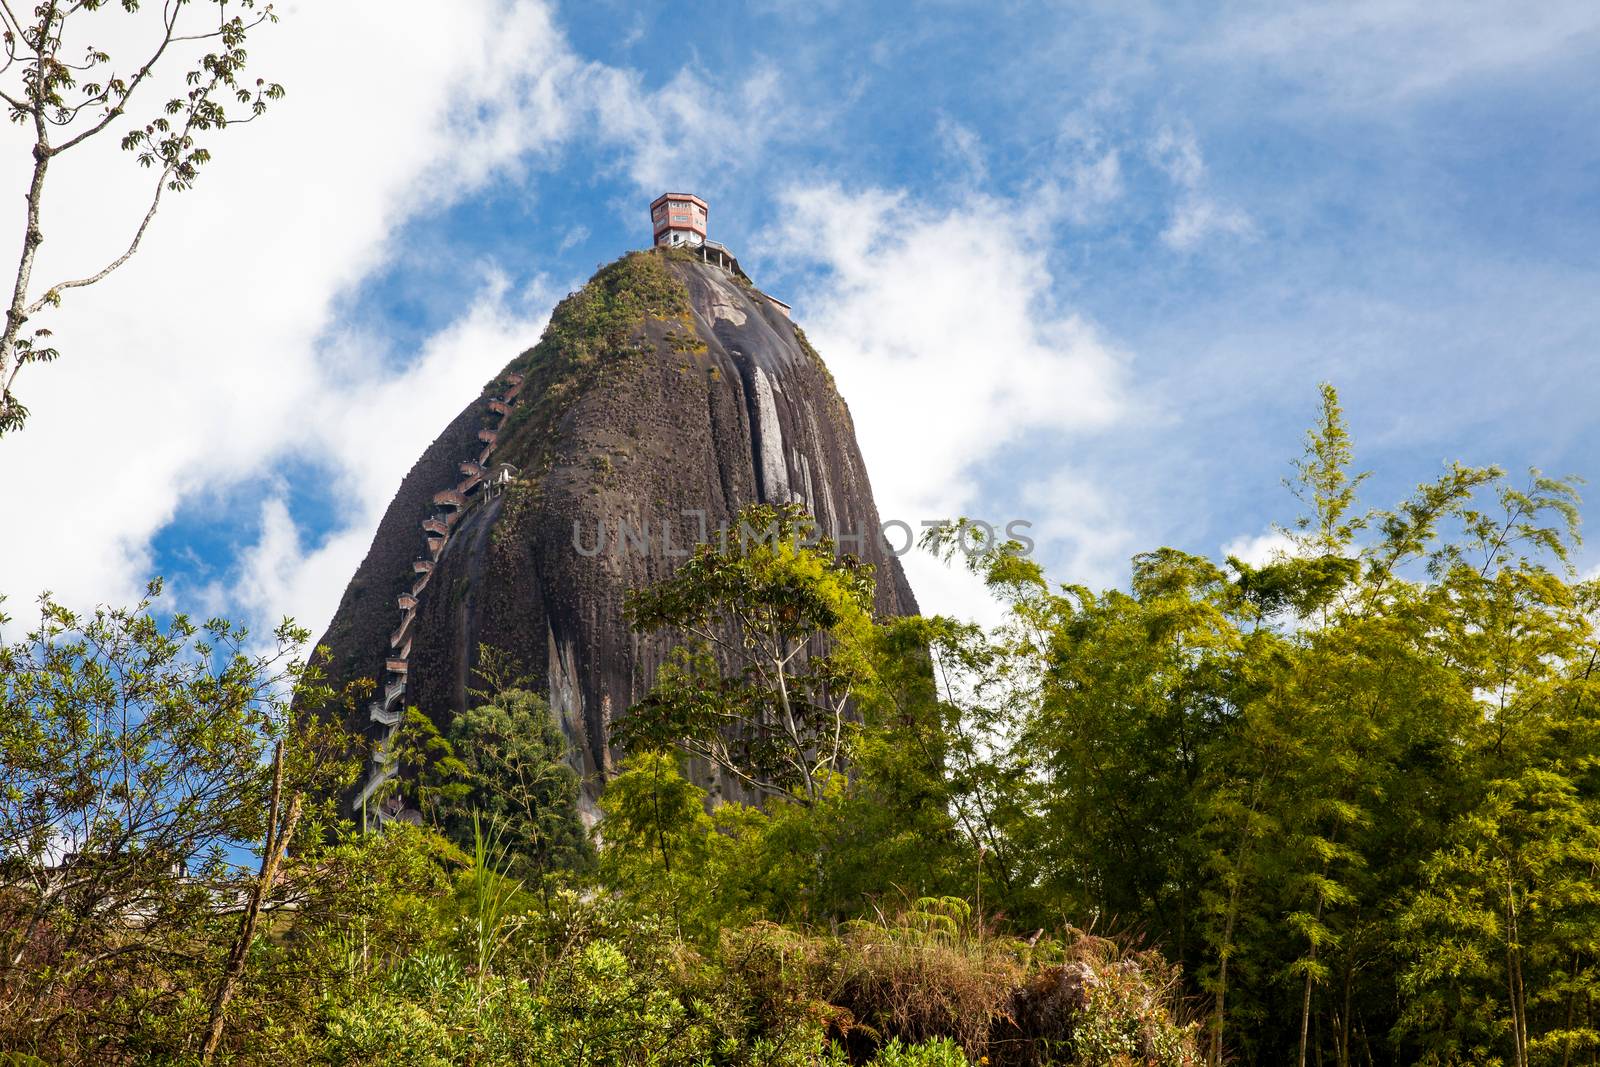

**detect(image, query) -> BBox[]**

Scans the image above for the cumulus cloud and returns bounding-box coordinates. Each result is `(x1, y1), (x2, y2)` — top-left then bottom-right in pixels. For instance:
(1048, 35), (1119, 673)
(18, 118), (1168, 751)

(235, 278), (558, 633)
(1020, 471), (1139, 592)
(0, 0), (809, 639)
(0, 0), (583, 619)
(0, 5), (1264, 641)
(1221, 528), (1301, 568)
(764, 183), (1133, 620)
(589, 64), (807, 194)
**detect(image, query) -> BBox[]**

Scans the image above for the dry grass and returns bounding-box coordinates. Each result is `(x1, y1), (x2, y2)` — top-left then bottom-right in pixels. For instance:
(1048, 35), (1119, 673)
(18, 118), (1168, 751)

(715, 898), (1201, 1066)
(832, 897), (1021, 1055)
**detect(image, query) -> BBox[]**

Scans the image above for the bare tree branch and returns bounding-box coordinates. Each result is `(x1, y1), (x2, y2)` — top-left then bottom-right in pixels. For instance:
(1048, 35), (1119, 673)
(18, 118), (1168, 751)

(200, 739), (303, 1063)
(0, 0), (25, 37)
(171, 10), (270, 46)
(22, 160), (169, 318)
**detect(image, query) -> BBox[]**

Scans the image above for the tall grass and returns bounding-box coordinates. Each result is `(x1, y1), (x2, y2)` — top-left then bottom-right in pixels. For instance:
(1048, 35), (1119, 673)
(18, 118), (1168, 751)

(465, 812), (525, 1003)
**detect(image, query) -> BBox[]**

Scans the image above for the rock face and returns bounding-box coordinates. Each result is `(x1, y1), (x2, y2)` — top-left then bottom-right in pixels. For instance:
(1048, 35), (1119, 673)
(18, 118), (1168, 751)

(314, 249), (918, 818)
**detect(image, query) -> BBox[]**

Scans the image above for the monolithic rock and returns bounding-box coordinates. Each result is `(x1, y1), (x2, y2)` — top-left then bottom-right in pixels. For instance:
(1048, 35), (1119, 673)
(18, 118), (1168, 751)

(314, 249), (918, 818)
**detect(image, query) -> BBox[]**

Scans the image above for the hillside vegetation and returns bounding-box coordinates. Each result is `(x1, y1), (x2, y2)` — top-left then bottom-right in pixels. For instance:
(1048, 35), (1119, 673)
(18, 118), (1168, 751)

(5, 387), (1599, 1065)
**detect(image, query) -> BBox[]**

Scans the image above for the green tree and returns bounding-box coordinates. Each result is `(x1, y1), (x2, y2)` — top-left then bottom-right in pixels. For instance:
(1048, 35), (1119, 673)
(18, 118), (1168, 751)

(1, 0), (286, 434)
(1399, 769), (1600, 1066)
(618, 502), (880, 806)
(0, 581), (355, 1061)
(594, 750), (763, 942)
(915, 385), (1599, 1065)
(446, 688), (592, 883)
(383, 708), (469, 826)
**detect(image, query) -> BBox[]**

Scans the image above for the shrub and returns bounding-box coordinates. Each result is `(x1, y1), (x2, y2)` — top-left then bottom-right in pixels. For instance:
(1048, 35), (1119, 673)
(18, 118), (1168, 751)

(999, 932), (1201, 1066)
(869, 1038), (972, 1066)
(832, 898), (1021, 1056)
(321, 994), (457, 1067)
(714, 902), (1200, 1066)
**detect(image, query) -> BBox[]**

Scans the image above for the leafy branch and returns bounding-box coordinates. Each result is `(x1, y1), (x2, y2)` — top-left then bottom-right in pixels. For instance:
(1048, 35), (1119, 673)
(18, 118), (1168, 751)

(1, 0), (284, 436)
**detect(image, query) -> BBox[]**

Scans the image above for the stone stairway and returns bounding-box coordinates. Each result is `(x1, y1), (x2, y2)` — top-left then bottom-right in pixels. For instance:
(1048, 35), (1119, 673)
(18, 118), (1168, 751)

(354, 370), (526, 824)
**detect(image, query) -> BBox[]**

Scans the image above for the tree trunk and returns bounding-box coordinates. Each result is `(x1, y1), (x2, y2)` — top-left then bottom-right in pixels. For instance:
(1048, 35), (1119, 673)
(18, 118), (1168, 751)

(2, 22), (55, 425)
(1339, 958), (1354, 1067)
(1210, 793), (1265, 1067)
(1299, 887), (1328, 1067)
(1505, 869), (1528, 1067)
(1298, 958), (1316, 1067)
(200, 741), (303, 1063)
(1211, 888), (1240, 1067)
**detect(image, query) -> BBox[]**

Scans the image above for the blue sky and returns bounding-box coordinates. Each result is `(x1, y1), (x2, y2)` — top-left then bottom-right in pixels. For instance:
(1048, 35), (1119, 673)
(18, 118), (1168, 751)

(2, 0), (1598, 635)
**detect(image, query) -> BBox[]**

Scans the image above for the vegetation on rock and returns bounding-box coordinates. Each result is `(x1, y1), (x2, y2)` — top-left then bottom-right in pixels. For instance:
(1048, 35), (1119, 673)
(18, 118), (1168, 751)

(495, 251), (695, 470)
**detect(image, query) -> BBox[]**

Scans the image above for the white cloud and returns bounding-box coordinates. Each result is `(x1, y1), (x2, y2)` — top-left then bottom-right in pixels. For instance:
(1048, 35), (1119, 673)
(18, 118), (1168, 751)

(936, 115), (988, 183)
(589, 63), (805, 193)
(1198, 0), (1600, 105)
(0, 4), (1268, 645)
(1060, 150), (1124, 224)
(764, 183), (1133, 621)
(0, 0), (801, 638)
(0, 0), (577, 603)
(1151, 125), (1254, 251)
(234, 278), (557, 633)
(1151, 125), (1207, 188)
(1020, 100), (1127, 227)
(558, 225), (590, 252)
(1163, 197), (1255, 251)
(1221, 528), (1300, 568)
(1021, 471), (1138, 592)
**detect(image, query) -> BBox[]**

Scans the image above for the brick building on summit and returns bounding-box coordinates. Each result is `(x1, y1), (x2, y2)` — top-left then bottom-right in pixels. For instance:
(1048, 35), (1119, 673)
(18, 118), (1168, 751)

(648, 192), (788, 317)
(650, 192), (708, 248)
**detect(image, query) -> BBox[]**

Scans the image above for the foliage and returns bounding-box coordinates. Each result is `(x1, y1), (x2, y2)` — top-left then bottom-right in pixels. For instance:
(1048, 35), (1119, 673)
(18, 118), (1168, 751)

(867, 1038), (972, 1067)
(382, 707), (469, 825)
(595, 762), (1198, 1066)
(372, 648), (589, 884)
(594, 750), (765, 942)
(1, 0), (286, 434)
(619, 501), (880, 805)
(22, 382), (1598, 1066)
(702, 906), (1197, 1066)
(0, 580), (355, 1061)
(459, 813), (525, 1000)
(831, 897), (1029, 1055)
(918, 385), (1600, 1065)
(496, 249), (694, 467)
(0, 564), (1201, 1067)
(445, 688), (591, 881)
